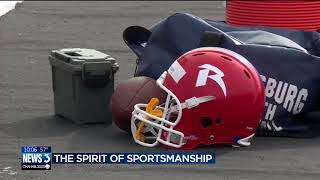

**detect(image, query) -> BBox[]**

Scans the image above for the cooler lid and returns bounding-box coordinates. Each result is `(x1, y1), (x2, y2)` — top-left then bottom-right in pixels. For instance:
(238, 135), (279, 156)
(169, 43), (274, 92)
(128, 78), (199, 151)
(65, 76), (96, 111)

(51, 48), (115, 65)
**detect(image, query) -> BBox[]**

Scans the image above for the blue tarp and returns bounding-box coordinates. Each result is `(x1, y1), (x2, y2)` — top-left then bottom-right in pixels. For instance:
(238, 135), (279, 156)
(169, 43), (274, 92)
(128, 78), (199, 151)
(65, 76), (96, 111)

(123, 13), (320, 137)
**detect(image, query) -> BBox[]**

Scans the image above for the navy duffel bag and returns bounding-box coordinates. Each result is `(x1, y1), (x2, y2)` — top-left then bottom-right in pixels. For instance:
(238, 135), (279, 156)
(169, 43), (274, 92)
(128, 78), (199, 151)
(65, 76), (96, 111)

(123, 13), (320, 137)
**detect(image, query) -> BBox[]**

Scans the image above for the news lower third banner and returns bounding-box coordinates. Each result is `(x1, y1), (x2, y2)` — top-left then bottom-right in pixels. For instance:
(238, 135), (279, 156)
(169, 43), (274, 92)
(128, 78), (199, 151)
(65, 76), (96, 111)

(21, 146), (215, 170)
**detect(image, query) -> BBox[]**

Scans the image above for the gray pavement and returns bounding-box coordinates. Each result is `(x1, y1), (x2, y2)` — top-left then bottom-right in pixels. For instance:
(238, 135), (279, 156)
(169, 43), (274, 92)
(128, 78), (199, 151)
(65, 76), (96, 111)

(0, 1), (319, 180)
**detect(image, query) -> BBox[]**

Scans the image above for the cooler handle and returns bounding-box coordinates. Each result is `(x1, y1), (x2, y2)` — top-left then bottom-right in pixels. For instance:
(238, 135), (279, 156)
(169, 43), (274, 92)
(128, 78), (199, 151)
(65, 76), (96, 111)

(81, 62), (118, 88)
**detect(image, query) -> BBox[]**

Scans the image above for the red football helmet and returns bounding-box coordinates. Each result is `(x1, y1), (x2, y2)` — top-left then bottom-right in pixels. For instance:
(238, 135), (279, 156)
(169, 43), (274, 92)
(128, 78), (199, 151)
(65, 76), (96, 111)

(131, 47), (265, 149)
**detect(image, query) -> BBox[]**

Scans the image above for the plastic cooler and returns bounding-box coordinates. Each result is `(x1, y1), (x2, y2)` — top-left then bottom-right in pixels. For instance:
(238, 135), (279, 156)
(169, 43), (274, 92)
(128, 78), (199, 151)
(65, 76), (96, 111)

(226, 0), (320, 31)
(49, 48), (119, 124)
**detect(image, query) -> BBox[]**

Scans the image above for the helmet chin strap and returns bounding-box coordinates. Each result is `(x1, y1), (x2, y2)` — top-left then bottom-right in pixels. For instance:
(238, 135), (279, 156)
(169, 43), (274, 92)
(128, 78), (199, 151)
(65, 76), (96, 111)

(134, 98), (163, 142)
(168, 96), (216, 113)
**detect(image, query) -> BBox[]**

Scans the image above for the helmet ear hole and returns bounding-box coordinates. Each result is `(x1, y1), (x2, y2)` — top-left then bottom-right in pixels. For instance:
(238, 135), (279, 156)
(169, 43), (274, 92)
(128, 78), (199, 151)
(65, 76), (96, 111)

(200, 117), (212, 128)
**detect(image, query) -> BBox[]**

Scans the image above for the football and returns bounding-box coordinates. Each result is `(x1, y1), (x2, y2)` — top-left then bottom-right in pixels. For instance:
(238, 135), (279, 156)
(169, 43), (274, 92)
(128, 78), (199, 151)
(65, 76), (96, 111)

(110, 76), (167, 133)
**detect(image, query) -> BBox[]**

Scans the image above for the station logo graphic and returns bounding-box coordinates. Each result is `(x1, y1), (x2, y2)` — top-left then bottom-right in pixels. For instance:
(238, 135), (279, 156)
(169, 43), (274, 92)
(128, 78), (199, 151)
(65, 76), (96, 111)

(21, 146), (51, 170)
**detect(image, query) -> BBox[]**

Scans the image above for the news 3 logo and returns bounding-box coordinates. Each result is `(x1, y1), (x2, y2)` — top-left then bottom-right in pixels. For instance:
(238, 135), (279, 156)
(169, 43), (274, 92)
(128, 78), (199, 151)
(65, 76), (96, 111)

(21, 146), (51, 170)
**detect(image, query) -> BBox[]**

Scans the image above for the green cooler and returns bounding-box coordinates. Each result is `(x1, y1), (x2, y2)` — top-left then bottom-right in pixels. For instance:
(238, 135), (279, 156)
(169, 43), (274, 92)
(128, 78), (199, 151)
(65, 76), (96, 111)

(49, 48), (119, 124)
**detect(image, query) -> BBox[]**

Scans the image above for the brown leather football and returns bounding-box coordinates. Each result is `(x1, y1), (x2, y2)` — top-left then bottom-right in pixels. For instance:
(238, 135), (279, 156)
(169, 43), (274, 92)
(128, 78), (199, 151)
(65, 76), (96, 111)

(110, 76), (167, 133)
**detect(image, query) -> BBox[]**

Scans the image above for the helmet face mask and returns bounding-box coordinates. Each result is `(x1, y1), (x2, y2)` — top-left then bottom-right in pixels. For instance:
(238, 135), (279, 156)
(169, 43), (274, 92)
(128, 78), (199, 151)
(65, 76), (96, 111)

(131, 47), (265, 149)
(131, 72), (186, 148)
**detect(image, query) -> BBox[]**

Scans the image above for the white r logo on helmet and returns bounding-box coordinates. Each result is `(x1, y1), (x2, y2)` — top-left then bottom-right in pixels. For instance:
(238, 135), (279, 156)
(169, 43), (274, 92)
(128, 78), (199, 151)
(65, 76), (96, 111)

(196, 64), (227, 97)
